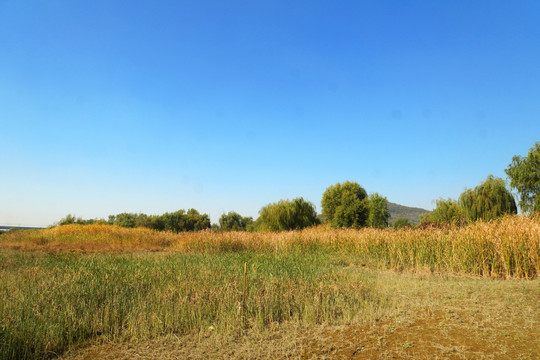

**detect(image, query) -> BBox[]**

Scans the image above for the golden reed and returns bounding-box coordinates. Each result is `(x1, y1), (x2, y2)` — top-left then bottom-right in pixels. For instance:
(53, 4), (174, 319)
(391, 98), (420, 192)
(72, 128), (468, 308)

(1, 215), (538, 278)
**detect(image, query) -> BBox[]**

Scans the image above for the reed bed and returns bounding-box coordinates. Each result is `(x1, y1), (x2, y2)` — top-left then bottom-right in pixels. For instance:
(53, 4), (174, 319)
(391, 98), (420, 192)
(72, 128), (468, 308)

(0, 225), (175, 252)
(0, 251), (374, 360)
(2, 216), (538, 278)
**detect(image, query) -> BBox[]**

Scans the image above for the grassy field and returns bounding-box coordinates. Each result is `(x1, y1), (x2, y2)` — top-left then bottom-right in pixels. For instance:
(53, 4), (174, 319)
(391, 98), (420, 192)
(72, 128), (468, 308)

(1, 216), (539, 359)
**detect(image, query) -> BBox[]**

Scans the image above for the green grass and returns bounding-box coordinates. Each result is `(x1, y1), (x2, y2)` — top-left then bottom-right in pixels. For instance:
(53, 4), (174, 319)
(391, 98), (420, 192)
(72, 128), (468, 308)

(0, 250), (378, 360)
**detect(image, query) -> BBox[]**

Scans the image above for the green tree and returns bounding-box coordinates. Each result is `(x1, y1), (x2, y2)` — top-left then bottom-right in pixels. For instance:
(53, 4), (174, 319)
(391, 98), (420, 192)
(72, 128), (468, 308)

(321, 181), (369, 228)
(134, 213), (151, 228)
(114, 213), (137, 228)
(219, 212), (254, 231)
(505, 141), (540, 213)
(57, 214), (84, 226)
(459, 175), (517, 222)
(160, 209), (211, 233)
(161, 210), (186, 233)
(420, 198), (466, 226)
(147, 215), (165, 231)
(257, 197), (319, 231)
(185, 209), (211, 231)
(392, 217), (411, 229)
(367, 193), (390, 228)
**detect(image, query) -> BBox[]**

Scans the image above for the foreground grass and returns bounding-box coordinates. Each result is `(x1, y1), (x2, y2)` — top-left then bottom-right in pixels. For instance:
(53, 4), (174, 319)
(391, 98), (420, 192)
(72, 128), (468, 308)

(61, 269), (540, 360)
(0, 250), (380, 360)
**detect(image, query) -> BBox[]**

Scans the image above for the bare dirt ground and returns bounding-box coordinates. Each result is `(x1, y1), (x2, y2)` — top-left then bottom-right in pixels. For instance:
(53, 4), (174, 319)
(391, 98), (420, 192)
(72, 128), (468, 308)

(302, 309), (539, 359)
(61, 270), (540, 360)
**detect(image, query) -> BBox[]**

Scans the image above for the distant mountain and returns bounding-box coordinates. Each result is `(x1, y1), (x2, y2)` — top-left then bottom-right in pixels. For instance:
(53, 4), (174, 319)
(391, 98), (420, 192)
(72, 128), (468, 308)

(387, 202), (429, 224)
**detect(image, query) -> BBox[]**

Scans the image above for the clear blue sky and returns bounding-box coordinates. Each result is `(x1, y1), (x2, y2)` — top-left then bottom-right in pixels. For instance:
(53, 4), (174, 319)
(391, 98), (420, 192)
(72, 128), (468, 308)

(1, 1), (540, 226)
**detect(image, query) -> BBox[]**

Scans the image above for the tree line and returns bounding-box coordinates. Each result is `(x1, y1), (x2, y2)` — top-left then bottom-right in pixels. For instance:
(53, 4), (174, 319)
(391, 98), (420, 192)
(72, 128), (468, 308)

(57, 209), (211, 233)
(57, 140), (540, 232)
(420, 140), (540, 226)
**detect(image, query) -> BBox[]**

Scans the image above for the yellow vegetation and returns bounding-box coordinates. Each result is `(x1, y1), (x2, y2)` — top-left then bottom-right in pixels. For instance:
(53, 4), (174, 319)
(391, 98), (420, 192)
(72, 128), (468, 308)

(1, 215), (539, 278)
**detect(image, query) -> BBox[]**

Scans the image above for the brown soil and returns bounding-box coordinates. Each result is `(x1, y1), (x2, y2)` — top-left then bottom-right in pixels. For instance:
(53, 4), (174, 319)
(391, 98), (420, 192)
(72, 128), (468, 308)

(301, 310), (539, 359)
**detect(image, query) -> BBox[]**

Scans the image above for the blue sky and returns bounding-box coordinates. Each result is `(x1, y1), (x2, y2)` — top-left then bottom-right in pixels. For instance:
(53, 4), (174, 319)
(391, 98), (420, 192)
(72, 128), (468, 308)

(1, 1), (539, 226)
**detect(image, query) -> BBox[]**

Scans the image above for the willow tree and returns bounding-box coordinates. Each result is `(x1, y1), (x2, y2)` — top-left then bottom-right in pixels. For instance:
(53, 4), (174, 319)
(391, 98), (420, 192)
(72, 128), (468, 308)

(459, 175), (517, 222)
(321, 181), (369, 228)
(421, 198), (466, 226)
(257, 197), (319, 232)
(505, 141), (540, 214)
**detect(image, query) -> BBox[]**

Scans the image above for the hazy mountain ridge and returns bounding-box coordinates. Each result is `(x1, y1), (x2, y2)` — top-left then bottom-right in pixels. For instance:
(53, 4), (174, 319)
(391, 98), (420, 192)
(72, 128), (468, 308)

(388, 202), (430, 224)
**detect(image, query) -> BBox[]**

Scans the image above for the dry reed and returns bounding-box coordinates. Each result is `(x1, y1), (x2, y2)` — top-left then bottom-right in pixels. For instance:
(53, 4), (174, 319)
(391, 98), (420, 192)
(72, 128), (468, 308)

(1, 215), (538, 278)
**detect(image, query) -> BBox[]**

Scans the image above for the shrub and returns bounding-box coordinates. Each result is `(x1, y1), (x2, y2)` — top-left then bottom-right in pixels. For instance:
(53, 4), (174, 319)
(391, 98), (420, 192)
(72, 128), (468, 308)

(392, 217), (411, 229)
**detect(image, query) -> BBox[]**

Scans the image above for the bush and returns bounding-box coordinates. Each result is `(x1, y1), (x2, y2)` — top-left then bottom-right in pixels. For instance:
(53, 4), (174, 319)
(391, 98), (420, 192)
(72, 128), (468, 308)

(57, 214), (86, 226)
(393, 217), (411, 229)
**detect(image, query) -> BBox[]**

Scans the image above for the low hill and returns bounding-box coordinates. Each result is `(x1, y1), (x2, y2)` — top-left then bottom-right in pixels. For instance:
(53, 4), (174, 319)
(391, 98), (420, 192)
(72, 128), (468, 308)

(388, 202), (429, 224)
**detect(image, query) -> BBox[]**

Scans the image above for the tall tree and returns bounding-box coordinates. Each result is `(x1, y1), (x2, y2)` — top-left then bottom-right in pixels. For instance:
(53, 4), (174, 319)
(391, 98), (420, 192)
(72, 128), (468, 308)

(459, 175), (517, 221)
(321, 181), (369, 228)
(160, 209), (211, 233)
(257, 197), (319, 231)
(505, 141), (540, 213)
(219, 212), (253, 231)
(367, 193), (390, 228)
(185, 208), (211, 231)
(114, 213), (137, 228)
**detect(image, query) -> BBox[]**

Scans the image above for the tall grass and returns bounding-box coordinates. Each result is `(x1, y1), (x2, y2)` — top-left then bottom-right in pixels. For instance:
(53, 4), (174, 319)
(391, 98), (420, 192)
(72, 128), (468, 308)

(2, 215), (539, 278)
(0, 251), (374, 360)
